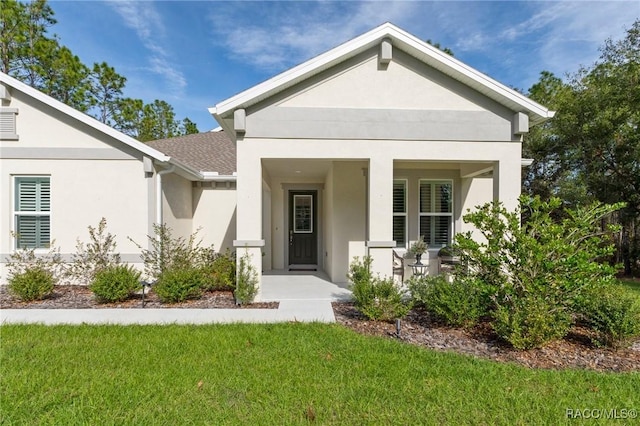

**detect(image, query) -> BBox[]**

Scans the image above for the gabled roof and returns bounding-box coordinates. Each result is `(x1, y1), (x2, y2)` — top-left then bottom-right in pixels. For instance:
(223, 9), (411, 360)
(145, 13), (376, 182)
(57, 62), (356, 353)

(0, 72), (170, 163)
(210, 22), (554, 133)
(147, 131), (236, 176)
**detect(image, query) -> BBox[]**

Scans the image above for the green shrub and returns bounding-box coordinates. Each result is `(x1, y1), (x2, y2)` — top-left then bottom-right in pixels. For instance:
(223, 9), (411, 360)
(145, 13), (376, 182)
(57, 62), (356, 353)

(8, 267), (55, 301)
(492, 295), (572, 350)
(90, 265), (141, 303)
(406, 274), (432, 308)
(235, 252), (258, 305)
(347, 256), (373, 288)
(348, 257), (410, 322)
(202, 250), (236, 291)
(453, 196), (623, 349)
(68, 218), (121, 284)
(130, 224), (213, 281)
(154, 267), (204, 303)
(427, 276), (486, 328)
(579, 285), (640, 348)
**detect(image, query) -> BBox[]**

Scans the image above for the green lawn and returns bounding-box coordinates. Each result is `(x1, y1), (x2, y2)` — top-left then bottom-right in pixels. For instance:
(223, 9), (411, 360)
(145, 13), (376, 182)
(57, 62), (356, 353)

(1, 324), (638, 425)
(619, 278), (640, 297)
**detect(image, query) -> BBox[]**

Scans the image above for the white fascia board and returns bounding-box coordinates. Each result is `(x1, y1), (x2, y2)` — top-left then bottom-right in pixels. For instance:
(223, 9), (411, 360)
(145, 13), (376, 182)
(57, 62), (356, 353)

(164, 157), (237, 182)
(212, 22), (553, 125)
(0, 72), (170, 162)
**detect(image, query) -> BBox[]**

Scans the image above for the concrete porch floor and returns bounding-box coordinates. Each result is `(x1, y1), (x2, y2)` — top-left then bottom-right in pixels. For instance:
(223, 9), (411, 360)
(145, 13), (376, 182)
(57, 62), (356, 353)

(261, 270), (352, 302)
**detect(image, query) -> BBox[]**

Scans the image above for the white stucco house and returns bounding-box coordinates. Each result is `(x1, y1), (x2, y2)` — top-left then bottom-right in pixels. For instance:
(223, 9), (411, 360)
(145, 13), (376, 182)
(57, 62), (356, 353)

(0, 23), (553, 298)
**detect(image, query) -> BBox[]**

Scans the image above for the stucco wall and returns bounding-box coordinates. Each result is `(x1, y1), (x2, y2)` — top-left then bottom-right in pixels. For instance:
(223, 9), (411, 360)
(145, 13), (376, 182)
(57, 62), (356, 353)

(161, 173), (193, 240)
(0, 83), (154, 284)
(192, 184), (236, 254)
(246, 48), (515, 142)
(329, 161), (367, 283)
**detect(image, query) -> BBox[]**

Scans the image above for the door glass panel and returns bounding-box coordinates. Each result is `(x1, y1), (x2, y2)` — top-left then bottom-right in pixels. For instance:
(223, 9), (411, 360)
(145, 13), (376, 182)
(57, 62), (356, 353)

(293, 195), (313, 233)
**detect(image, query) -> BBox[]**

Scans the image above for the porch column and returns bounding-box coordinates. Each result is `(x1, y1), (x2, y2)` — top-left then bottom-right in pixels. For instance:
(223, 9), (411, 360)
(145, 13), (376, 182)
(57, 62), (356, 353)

(234, 138), (264, 301)
(493, 159), (521, 213)
(367, 154), (394, 278)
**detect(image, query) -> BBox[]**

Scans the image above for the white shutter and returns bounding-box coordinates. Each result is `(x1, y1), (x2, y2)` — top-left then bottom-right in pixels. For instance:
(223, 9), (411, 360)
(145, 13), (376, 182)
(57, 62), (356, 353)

(15, 177), (51, 248)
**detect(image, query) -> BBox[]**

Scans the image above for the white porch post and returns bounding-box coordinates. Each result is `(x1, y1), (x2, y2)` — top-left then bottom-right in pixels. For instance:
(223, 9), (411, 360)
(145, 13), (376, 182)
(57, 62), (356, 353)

(367, 154), (394, 278)
(234, 138), (264, 301)
(493, 158), (521, 212)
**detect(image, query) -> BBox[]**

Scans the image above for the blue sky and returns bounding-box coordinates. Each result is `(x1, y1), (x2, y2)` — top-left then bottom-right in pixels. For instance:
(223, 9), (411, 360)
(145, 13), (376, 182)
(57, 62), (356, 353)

(48, 1), (639, 131)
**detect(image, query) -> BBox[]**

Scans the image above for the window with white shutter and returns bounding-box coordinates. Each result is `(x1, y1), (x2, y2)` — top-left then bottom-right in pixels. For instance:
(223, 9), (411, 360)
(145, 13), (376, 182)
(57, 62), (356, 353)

(0, 108), (19, 140)
(14, 177), (50, 249)
(392, 179), (407, 248)
(419, 180), (453, 248)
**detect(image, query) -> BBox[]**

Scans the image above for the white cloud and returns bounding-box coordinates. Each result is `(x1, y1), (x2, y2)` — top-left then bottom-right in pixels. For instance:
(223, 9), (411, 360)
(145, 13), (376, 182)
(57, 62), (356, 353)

(108, 0), (186, 95)
(208, 1), (420, 71)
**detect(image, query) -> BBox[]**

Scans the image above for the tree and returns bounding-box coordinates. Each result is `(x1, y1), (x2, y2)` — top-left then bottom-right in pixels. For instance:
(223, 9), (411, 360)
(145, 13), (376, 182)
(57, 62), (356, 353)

(426, 39), (454, 56)
(0, 0), (56, 76)
(523, 21), (640, 275)
(88, 62), (127, 124)
(1, 0), (200, 141)
(180, 117), (199, 136)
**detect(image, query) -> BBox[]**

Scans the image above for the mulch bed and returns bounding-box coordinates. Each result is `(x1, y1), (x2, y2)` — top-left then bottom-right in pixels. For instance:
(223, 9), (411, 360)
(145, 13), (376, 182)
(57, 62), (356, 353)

(332, 302), (640, 373)
(3, 286), (638, 372)
(0, 285), (278, 309)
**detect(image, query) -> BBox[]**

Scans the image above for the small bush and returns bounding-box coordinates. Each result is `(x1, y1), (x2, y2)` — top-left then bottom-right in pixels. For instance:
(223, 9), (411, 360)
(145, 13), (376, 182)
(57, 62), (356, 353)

(90, 265), (141, 303)
(130, 224), (212, 281)
(357, 277), (411, 322)
(348, 257), (410, 322)
(202, 250), (236, 291)
(579, 285), (640, 348)
(492, 295), (572, 350)
(406, 274), (432, 308)
(68, 218), (121, 284)
(235, 252), (258, 305)
(154, 267), (204, 303)
(8, 267), (55, 301)
(426, 276), (486, 328)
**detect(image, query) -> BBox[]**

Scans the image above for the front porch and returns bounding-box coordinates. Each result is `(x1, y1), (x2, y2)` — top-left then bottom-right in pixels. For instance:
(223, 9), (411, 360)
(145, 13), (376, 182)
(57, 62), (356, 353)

(262, 270), (352, 302)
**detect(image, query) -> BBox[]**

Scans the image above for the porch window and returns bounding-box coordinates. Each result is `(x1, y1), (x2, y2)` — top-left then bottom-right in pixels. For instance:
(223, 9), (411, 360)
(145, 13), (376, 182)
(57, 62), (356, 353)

(392, 179), (407, 248)
(14, 176), (50, 249)
(419, 180), (452, 248)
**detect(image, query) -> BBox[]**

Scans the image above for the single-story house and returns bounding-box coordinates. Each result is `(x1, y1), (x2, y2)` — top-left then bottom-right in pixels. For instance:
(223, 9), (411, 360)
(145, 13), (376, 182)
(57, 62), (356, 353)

(0, 23), (553, 299)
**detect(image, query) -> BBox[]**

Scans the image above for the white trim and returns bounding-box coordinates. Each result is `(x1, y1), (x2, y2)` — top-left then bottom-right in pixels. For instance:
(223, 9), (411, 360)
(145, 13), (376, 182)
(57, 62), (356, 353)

(211, 22), (554, 128)
(233, 240), (266, 248)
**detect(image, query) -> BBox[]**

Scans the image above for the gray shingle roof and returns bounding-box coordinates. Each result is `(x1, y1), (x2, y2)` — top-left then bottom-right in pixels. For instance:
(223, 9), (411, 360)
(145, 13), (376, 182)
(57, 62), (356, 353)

(147, 131), (236, 175)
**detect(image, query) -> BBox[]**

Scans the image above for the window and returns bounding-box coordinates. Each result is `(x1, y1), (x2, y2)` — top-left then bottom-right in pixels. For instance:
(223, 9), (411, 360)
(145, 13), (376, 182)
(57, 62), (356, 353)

(14, 177), (50, 249)
(419, 180), (453, 248)
(393, 179), (407, 248)
(293, 194), (313, 233)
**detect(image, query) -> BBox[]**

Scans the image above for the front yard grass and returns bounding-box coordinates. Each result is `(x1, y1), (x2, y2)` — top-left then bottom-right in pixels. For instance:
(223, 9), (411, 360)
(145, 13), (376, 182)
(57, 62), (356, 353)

(1, 323), (638, 425)
(619, 278), (640, 297)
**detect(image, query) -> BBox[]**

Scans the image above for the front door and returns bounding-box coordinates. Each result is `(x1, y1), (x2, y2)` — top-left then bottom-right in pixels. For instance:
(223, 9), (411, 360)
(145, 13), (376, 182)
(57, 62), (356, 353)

(289, 191), (317, 266)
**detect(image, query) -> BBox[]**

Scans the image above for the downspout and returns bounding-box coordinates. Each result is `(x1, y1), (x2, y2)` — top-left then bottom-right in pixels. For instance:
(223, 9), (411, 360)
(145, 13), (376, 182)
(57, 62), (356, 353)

(156, 165), (175, 225)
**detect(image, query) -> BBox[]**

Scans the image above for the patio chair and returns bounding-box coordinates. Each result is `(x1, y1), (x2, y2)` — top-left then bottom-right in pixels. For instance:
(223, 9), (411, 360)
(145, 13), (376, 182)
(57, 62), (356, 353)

(392, 249), (405, 283)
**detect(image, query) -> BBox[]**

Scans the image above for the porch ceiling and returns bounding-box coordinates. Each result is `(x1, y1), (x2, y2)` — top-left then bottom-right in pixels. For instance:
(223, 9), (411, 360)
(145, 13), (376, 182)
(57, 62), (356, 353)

(262, 159), (333, 179)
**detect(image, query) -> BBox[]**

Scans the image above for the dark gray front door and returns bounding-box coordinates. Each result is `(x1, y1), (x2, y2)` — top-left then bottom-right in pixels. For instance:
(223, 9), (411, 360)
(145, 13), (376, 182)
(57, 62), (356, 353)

(289, 191), (317, 265)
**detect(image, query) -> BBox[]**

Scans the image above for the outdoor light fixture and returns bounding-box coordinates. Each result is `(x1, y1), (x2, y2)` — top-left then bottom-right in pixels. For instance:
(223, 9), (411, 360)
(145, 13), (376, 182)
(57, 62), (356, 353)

(395, 319), (401, 338)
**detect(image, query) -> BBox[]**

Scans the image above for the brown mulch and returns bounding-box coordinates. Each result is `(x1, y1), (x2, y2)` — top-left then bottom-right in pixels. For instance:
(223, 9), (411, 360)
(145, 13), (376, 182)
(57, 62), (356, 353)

(3, 286), (638, 372)
(0, 285), (278, 309)
(332, 302), (640, 373)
